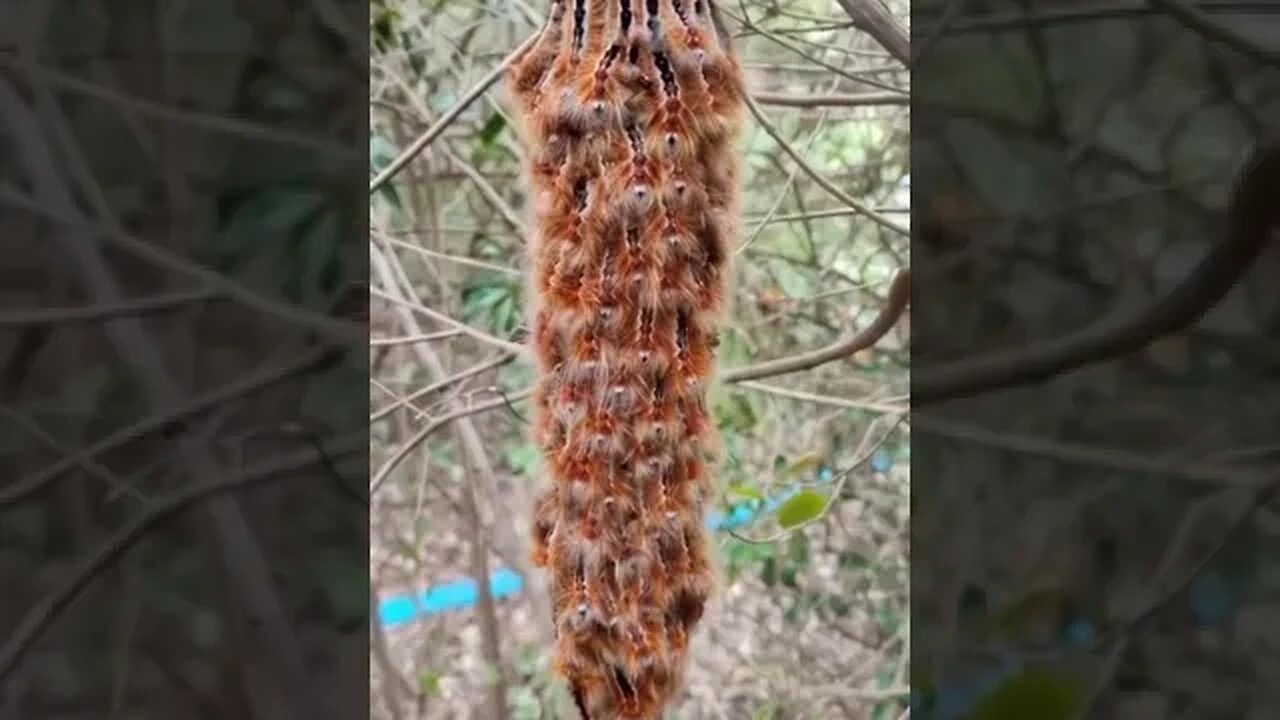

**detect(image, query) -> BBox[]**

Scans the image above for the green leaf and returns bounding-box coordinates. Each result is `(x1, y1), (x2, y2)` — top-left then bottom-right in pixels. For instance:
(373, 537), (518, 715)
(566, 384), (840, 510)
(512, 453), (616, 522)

(725, 539), (774, 582)
(727, 484), (765, 502)
(464, 284), (506, 310)
(510, 686), (540, 719)
(713, 393), (758, 434)
(719, 327), (754, 368)
(418, 670), (441, 697)
(875, 603), (903, 635)
(776, 491), (828, 529)
(461, 278), (522, 335)
(479, 112), (507, 146)
(760, 556), (778, 587)
(370, 133), (398, 171)
(783, 451), (825, 478)
(969, 668), (1082, 720)
(514, 644), (542, 677)
(372, 7), (400, 50)
(751, 702), (778, 720)
(369, 134), (403, 212)
(780, 566), (799, 589)
(504, 443), (540, 475)
(219, 184), (325, 269)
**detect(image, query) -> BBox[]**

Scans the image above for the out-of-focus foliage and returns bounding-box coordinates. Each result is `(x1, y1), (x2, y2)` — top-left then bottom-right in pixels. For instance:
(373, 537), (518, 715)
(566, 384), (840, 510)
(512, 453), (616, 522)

(912, 1), (1280, 718)
(3, 1), (366, 717)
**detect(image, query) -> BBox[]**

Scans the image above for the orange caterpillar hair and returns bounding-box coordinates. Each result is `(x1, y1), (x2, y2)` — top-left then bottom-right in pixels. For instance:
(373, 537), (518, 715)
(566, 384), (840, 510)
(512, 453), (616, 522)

(507, 0), (744, 717)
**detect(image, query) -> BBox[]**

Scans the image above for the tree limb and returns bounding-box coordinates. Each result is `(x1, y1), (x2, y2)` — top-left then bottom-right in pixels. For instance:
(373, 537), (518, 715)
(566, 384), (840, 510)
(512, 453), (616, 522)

(835, 0), (910, 66)
(913, 144), (1280, 406)
(723, 269), (909, 383)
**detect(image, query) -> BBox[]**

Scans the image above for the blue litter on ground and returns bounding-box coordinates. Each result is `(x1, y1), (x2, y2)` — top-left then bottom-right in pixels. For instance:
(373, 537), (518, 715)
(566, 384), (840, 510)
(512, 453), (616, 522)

(380, 568), (525, 628)
(378, 457), (884, 629)
(378, 503), (769, 629)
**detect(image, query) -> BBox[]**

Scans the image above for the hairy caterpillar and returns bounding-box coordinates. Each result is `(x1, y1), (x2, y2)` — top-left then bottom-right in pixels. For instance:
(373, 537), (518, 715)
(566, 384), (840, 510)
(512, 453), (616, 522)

(507, 0), (745, 717)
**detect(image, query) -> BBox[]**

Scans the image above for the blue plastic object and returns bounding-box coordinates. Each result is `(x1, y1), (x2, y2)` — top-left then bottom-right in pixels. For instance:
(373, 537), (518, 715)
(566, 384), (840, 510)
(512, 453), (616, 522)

(377, 502), (770, 628)
(377, 456), (892, 629)
(380, 568), (525, 629)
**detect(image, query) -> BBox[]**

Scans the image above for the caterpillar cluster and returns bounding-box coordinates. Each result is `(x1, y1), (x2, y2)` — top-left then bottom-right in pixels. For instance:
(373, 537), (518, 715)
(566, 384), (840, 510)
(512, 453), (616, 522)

(508, 0), (744, 717)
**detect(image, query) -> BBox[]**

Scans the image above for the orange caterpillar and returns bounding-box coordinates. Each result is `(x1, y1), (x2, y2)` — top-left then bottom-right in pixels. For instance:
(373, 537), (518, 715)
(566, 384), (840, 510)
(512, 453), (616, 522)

(508, 0), (744, 717)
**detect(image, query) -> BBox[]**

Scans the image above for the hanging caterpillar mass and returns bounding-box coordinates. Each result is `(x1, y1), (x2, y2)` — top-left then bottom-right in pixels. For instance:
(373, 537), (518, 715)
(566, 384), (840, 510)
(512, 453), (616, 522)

(507, 0), (745, 717)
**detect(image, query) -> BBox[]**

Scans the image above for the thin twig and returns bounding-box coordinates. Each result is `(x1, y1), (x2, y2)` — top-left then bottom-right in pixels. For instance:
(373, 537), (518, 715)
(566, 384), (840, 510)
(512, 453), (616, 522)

(369, 31), (542, 194)
(1147, 0), (1280, 69)
(0, 406), (146, 501)
(911, 414), (1268, 489)
(913, 145), (1279, 405)
(721, 268), (909, 382)
(728, 414), (906, 544)
(738, 64), (848, 256)
(726, 7), (901, 92)
(735, 381), (905, 414)
(370, 389), (535, 494)
(1, 346), (338, 507)
(0, 433), (363, 687)
(911, 0), (962, 68)
(753, 91), (907, 107)
(441, 145), (529, 236)
(369, 285), (526, 354)
(743, 93), (909, 237)
(0, 289), (216, 326)
(377, 232), (522, 275)
(0, 186), (362, 345)
(372, 242), (525, 711)
(834, 0), (910, 65)
(371, 352), (516, 423)
(745, 206), (909, 225)
(370, 330), (463, 347)
(368, 268), (907, 471)
(0, 54), (358, 157)
(1076, 473), (1280, 716)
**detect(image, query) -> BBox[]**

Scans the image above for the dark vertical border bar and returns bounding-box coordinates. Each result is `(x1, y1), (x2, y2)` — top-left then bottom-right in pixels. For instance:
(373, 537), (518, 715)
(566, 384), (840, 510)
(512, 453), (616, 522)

(912, 1), (1280, 717)
(0, 1), (368, 718)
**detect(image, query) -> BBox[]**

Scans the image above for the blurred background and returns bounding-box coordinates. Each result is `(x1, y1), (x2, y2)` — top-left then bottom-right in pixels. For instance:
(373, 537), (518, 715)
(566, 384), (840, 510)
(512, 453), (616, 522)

(912, 2), (1280, 719)
(368, 0), (910, 718)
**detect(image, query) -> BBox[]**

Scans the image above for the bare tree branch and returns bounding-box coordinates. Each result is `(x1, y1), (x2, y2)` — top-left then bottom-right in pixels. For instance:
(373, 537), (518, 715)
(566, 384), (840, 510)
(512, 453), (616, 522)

(370, 352), (515, 423)
(744, 92), (909, 237)
(0, 289), (216, 326)
(2, 75), (326, 716)
(0, 433), (363, 686)
(753, 91), (907, 107)
(0, 186), (363, 345)
(1147, 0), (1280, 69)
(913, 144), (1280, 406)
(369, 285), (526, 354)
(835, 0), (910, 66)
(2, 345), (338, 507)
(722, 269), (909, 382)
(369, 31), (542, 194)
